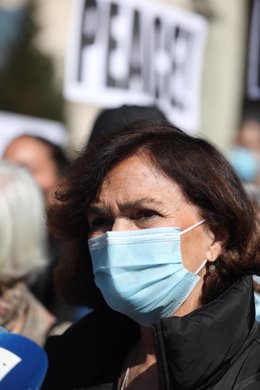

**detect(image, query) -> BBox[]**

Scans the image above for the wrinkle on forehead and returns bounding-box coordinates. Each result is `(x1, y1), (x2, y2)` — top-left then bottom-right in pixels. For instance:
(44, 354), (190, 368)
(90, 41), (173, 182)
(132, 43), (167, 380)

(96, 154), (185, 212)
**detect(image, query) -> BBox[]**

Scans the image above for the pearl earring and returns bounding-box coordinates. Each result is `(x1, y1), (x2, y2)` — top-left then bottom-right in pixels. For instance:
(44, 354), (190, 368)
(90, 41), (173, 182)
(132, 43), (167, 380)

(209, 264), (216, 273)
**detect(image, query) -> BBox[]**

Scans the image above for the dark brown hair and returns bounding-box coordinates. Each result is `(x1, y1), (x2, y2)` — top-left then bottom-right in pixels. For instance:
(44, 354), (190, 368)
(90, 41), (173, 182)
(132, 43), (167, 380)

(49, 120), (259, 308)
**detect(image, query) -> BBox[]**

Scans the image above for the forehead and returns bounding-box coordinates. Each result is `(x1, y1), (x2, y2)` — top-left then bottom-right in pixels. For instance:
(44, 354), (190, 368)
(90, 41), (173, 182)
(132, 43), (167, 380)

(97, 154), (184, 205)
(4, 138), (53, 166)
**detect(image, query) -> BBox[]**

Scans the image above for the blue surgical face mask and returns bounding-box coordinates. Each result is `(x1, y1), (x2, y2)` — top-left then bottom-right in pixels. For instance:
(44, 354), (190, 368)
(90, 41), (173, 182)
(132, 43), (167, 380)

(88, 220), (206, 326)
(229, 146), (259, 182)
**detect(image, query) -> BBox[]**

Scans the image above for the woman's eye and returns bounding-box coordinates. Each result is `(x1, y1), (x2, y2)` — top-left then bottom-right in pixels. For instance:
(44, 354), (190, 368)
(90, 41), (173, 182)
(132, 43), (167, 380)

(90, 216), (112, 231)
(135, 209), (159, 220)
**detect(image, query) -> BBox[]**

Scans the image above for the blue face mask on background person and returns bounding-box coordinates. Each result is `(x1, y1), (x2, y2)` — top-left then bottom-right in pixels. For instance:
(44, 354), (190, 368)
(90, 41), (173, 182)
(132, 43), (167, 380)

(88, 220), (206, 326)
(229, 146), (259, 183)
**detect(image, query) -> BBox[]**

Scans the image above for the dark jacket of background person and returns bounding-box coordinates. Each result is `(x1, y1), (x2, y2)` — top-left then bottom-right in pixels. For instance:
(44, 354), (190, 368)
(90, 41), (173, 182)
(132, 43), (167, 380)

(41, 120), (260, 389)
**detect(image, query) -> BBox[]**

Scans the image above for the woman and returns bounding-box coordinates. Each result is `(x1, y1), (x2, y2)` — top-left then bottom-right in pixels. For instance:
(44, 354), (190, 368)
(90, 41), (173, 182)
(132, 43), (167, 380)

(42, 120), (260, 389)
(0, 161), (71, 346)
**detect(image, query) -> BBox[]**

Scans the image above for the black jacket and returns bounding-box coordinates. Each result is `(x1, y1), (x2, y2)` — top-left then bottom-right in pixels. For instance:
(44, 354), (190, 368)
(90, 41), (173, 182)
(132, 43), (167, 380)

(42, 276), (260, 390)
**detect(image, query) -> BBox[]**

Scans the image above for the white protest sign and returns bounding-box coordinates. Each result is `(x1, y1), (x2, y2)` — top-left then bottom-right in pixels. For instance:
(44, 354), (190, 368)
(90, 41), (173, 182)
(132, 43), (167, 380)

(247, 0), (260, 99)
(64, 0), (208, 134)
(0, 111), (68, 157)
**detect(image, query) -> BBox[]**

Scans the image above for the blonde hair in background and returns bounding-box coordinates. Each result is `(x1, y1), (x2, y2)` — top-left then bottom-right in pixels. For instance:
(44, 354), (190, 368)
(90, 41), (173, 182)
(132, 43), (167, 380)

(0, 160), (48, 285)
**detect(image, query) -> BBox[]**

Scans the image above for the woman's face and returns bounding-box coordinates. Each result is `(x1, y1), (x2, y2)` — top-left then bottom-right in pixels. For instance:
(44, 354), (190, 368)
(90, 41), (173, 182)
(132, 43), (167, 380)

(88, 154), (218, 277)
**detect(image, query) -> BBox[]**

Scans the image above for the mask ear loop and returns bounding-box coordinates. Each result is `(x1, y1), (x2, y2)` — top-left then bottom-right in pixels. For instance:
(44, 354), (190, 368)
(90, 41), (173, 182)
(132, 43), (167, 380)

(180, 219), (206, 235)
(180, 219), (207, 275)
(195, 259), (207, 275)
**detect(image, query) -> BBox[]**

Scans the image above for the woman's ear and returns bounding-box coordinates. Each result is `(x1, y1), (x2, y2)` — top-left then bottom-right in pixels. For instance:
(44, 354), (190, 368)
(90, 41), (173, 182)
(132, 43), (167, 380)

(206, 237), (223, 262)
(205, 228), (224, 262)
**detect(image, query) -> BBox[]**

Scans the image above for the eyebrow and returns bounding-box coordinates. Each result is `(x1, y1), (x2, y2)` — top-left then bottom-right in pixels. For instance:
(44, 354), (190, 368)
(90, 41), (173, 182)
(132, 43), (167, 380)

(88, 206), (108, 215)
(89, 197), (163, 214)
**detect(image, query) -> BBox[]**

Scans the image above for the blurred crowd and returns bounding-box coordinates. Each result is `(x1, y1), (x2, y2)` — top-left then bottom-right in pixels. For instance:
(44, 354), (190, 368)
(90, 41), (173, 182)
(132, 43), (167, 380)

(229, 117), (260, 217)
(0, 0), (259, 370)
(0, 103), (259, 349)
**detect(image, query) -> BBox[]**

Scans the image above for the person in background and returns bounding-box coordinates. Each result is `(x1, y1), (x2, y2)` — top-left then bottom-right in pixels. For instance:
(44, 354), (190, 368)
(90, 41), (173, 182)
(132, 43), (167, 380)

(229, 118), (260, 186)
(0, 161), (72, 346)
(245, 184), (260, 322)
(88, 104), (167, 144)
(2, 134), (74, 321)
(236, 118), (260, 155)
(3, 134), (69, 205)
(42, 120), (259, 390)
(230, 118), (260, 323)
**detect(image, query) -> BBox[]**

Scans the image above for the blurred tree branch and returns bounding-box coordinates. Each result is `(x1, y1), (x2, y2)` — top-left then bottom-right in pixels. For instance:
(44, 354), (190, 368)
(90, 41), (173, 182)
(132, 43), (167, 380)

(0, 0), (65, 122)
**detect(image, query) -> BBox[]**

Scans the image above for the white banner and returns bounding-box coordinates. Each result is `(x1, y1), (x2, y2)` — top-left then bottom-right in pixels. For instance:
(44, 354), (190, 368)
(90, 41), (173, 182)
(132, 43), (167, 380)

(0, 111), (68, 157)
(64, 0), (208, 134)
(247, 0), (260, 99)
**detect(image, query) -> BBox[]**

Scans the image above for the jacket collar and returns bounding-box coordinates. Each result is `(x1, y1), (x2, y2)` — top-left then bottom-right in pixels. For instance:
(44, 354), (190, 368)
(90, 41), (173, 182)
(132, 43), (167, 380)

(156, 276), (258, 389)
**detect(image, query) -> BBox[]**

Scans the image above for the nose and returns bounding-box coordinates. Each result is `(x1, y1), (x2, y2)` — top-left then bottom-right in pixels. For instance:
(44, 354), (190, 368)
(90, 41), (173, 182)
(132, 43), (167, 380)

(112, 217), (136, 232)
